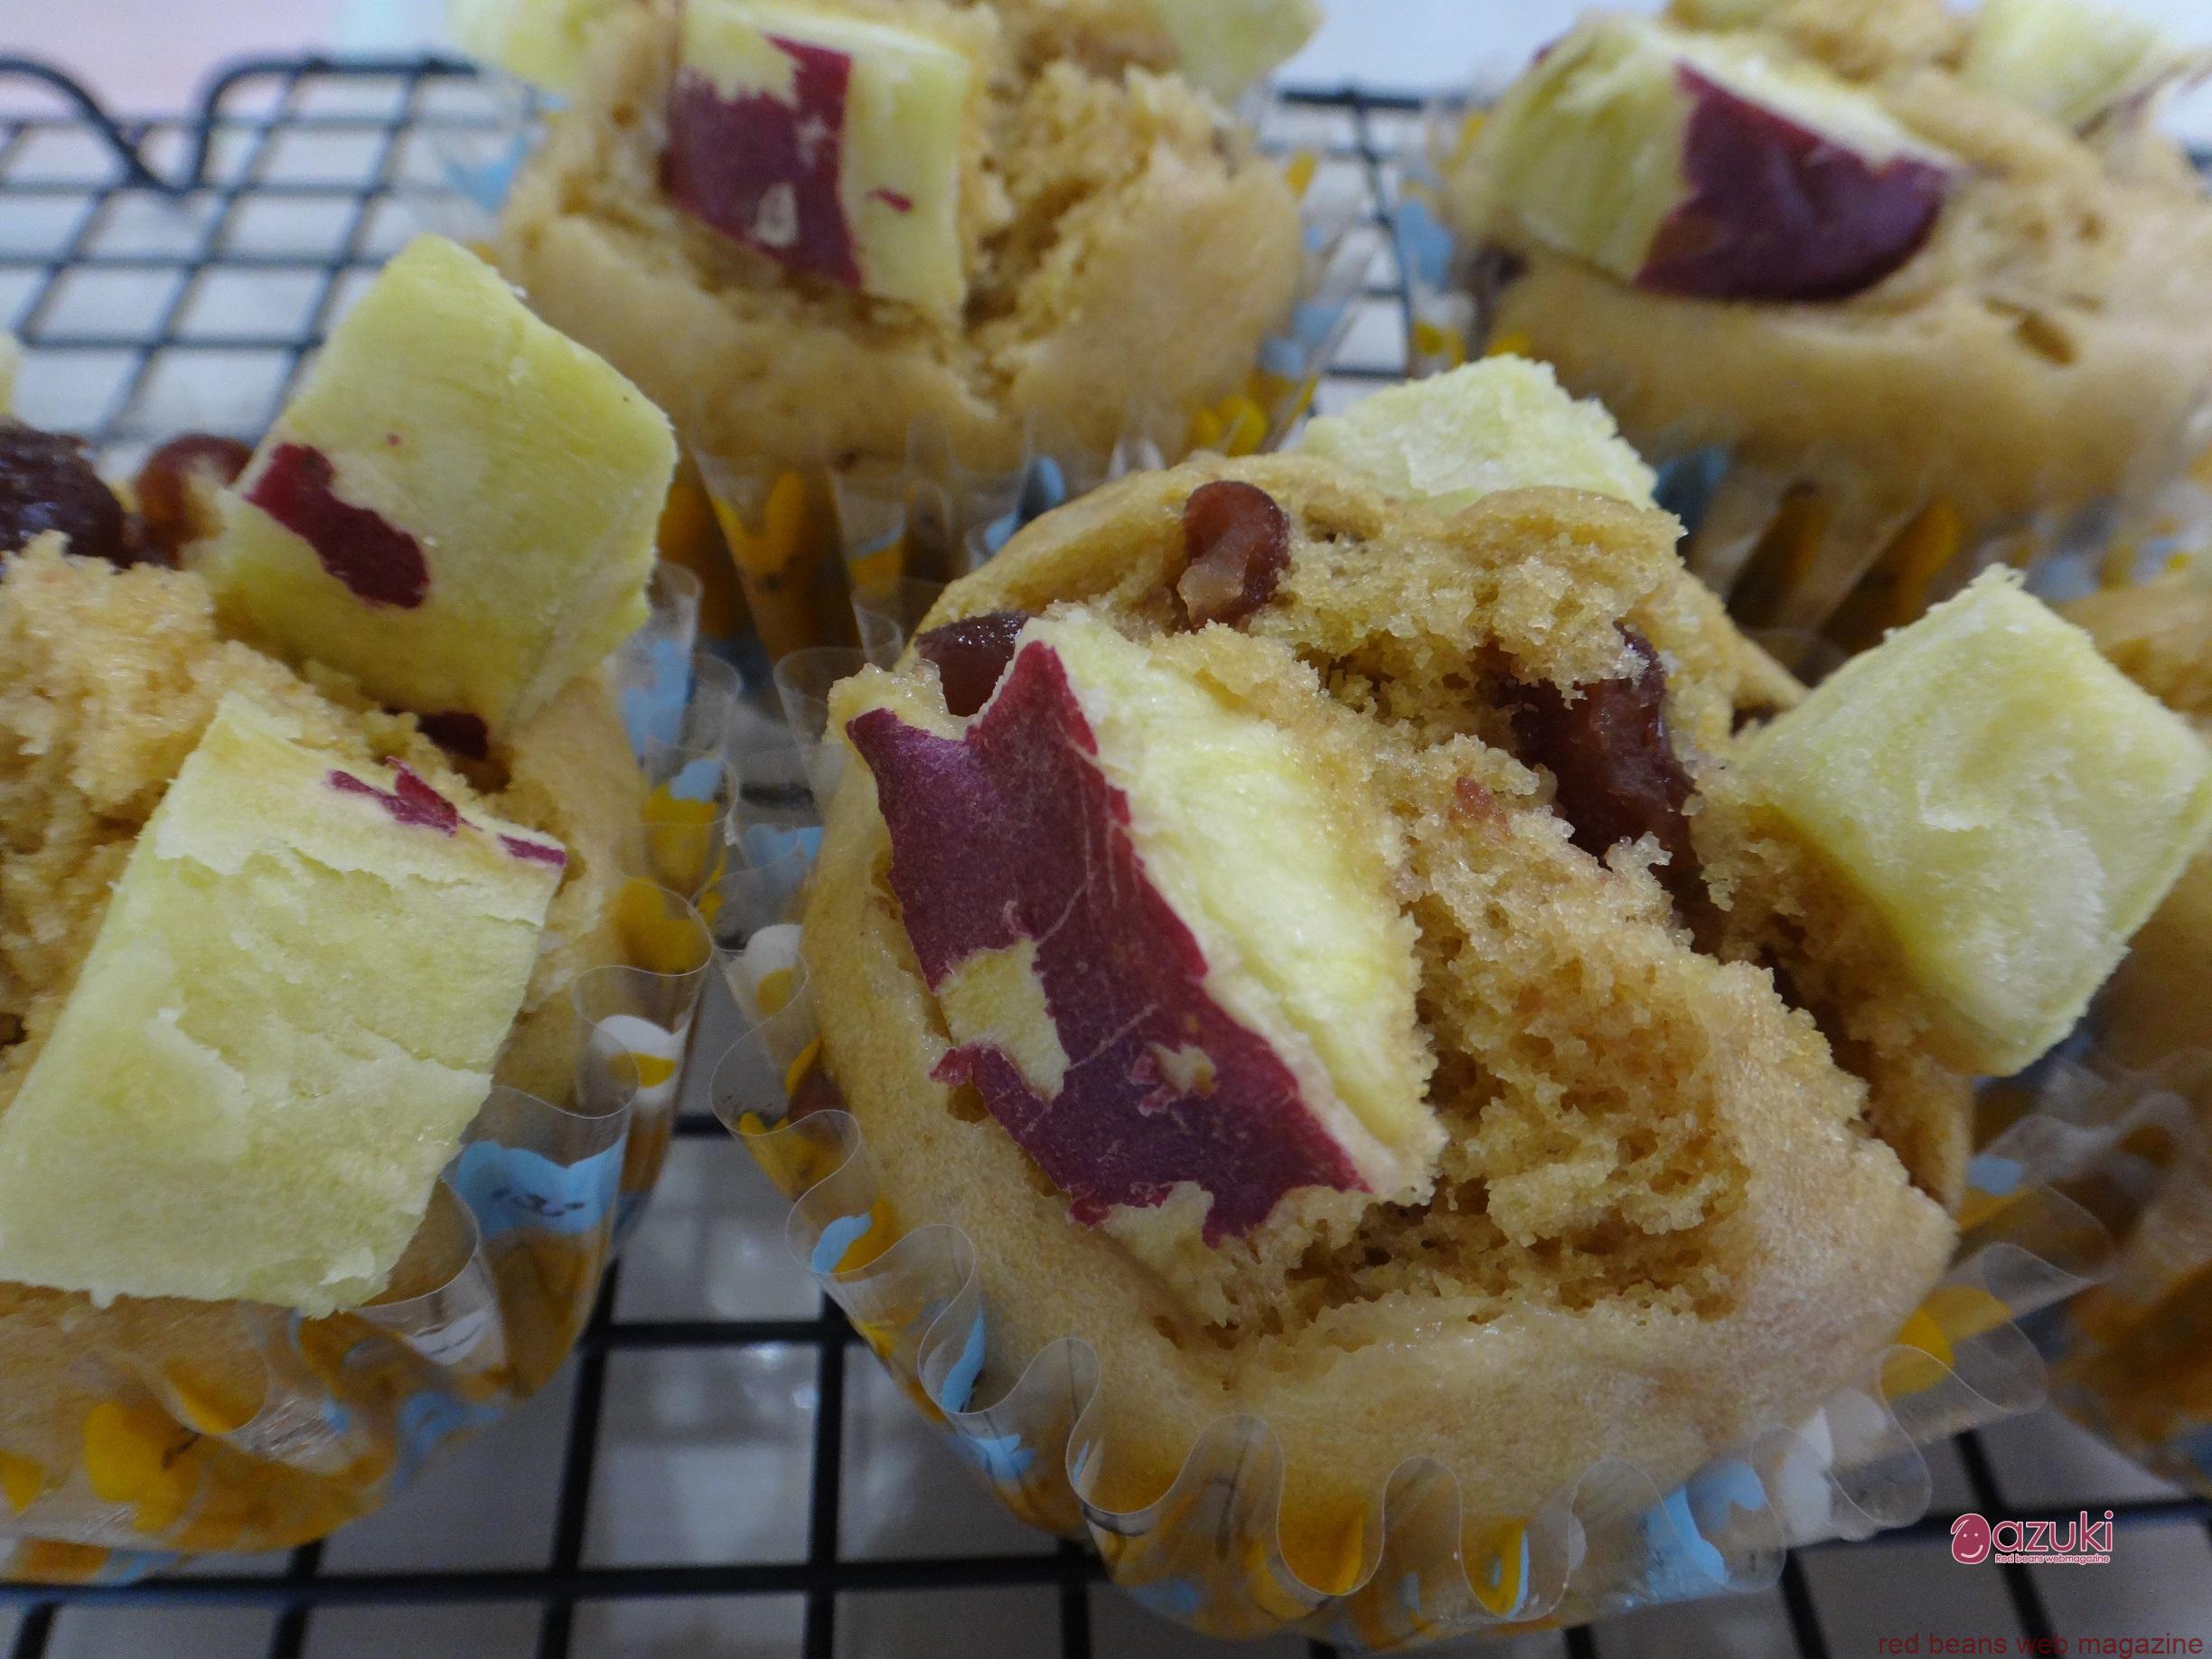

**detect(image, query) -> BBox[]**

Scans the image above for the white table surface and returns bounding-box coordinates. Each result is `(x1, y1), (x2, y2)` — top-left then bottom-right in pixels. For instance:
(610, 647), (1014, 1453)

(2, 4), (2210, 1656)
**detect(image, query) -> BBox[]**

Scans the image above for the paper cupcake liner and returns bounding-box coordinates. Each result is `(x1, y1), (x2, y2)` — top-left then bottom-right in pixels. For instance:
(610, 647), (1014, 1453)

(1978, 1044), (2212, 1497)
(708, 939), (2121, 1645)
(670, 605), (2125, 1645)
(1392, 103), (2212, 649)
(0, 571), (725, 1585)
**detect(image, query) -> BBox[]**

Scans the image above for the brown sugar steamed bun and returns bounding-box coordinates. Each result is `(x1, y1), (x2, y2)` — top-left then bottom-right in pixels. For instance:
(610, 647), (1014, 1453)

(0, 234), (673, 1317)
(804, 360), (2212, 1531)
(492, 0), (1306, 474)
(800, 369), (1999, 1528)
(1437, 0), (2212, 635)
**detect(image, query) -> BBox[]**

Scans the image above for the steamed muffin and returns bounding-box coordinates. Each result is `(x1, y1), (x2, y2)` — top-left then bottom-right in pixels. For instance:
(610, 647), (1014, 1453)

(803, 449), (1980, 1524)
(0, 231), (674, 1321)
(492, 0), (1306, 475)
(1436, 0), (2212, 639)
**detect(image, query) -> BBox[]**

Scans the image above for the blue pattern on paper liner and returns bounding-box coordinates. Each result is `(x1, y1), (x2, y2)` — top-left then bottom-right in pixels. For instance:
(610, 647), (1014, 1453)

(437, 127), (536, 218)
(1392, 193), (1454, 290)
(741, 822), (821, 867)
(933, 1313), (1036, 1484)
(1129, 1576), (1205, 1621)
(447, 1138), (624, 1244)
(1967, 1152), (2026, 1199)
(810, 1211), (875, 1275)
(394, 1388), (505, 1486)
(662, 755), (723, 802)
(622, 636), (693, 757)
(1637, 1457), (1767, 1605)
(981, 457), (1069, 558)
(1651, 445), (1732, 541)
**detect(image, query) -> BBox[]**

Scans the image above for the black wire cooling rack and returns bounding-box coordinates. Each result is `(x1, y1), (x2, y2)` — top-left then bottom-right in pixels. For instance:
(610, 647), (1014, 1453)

(1, 51), (2209, 1659)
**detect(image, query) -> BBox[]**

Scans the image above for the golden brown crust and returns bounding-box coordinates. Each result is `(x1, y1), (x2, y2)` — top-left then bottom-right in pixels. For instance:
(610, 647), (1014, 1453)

(493, 1), (1302, 473)
(803, 455), (1963, 1520)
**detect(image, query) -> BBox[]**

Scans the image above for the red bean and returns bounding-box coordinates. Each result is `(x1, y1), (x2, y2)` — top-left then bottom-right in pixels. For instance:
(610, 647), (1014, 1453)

(0, 419), (132, 568)
(1504, 630), (1701, 900)
(915, 610), (1030, 717)
(133, 433), (250, 564)
(1176, 480), (1290, 630)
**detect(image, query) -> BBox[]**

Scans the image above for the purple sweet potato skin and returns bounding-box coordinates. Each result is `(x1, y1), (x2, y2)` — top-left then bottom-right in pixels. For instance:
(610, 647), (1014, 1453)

(1636, 65), (1951, 302)
(848, 640), (1368, 1242)
(663, 36), (864, 291)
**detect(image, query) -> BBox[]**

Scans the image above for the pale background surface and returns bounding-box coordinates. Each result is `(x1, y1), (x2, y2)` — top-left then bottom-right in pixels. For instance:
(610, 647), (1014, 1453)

(1, 2), (2210, 1655)
(6, 0), (2212, 128)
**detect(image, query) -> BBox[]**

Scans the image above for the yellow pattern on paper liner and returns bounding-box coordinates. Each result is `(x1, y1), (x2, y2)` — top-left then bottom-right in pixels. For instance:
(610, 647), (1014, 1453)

(1188, 364), (1318, 459)
(708, 468), (835, 660)
(1957, 1180), (2020, 1233)
(626, 1052), (680, 1089)
(0, 1451), (42, 1515)
(1259, 369), (1316, 432)
(160, 1359), (260, 1438)
(1412, 318), (1467, 370)
(783, 1035), (823, 1097)
(614, 877), (712, 977)
(719, 473), (811, 581)
(830, 1198), (902, 1278)
(1482, 329), (1533, 361)
(641, 785), (728, 895)
(734, 1054), (846, 1200)
(1190, 392), (1271, 458)
(643, 785), (719, 830)
(1468, 1517), (1530, 1617)
(10, 1541), (112, 1584)
(1284, 152), (1319, 199)
(1279, 1504), (1366, 1598)
(83, 1399), (203, 1536)
(757, 968), (800, 1019)
(1728, 486), (1830, 629)
(736, 1112), (824, 1199)
(1884, 1283), (2014, 1398)
(848, 538), (905, 594)
(658, 452), (750, 640)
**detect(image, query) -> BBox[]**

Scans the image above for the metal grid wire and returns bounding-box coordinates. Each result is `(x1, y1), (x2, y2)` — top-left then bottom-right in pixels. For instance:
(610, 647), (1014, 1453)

(0, 52), (2207, 1659)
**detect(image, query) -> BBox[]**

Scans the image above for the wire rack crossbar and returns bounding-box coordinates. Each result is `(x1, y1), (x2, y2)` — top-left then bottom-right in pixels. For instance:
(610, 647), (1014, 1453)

(1, 52), (2207, 1659)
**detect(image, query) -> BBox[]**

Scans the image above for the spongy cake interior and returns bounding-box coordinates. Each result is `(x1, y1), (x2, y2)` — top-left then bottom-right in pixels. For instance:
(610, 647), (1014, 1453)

(833, 458), (1969, 1354)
